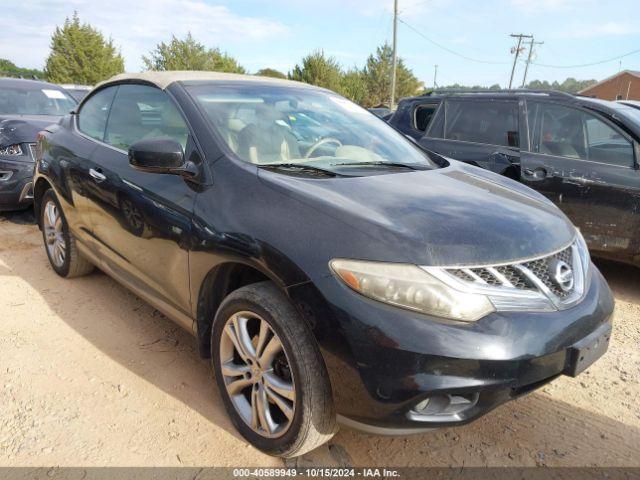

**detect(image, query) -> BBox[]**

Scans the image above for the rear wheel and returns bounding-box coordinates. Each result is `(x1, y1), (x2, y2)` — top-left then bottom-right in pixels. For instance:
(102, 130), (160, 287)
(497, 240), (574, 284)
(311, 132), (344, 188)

(211, 281), (336, 457)
(41, 189), (94, 278)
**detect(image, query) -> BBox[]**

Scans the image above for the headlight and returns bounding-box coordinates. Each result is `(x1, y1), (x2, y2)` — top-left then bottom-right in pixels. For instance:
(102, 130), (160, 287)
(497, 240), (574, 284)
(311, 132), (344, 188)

(0, 144), (23, 156)
(330, 259), (495, 322)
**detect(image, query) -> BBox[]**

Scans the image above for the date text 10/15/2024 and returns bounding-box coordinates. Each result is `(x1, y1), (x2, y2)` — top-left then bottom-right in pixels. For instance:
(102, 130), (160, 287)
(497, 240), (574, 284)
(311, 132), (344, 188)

(232, 468), (401, 477)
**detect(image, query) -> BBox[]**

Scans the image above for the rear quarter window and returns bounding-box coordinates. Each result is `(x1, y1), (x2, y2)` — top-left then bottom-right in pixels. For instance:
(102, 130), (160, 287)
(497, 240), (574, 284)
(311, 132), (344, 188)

(444, 99), (519, 147)
(414, 103), (439, 132)
(425, 104), (445, 138)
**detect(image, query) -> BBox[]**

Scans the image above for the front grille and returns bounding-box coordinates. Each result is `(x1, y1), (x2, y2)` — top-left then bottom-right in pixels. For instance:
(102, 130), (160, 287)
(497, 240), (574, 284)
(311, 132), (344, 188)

(450, 269), (475, 282)
(495, 265), (533, 290)
(471, 268), (503, 286)
(523, 247), (573, 298)
(446, 244), (578, 301)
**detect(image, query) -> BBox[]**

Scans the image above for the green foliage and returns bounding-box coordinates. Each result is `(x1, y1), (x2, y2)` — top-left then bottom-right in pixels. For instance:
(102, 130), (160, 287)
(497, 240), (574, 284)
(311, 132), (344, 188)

(255, 68), (286, 79)
(525, 77), (597, 94)
(45, 12), (124, 84)
(425, 83), (502, 92)
(288, 45), (422, 107)
(289, 50), (343, 91)
(143, 33), (245, 73)
(0, 59), (45, 79)
(340, 68), (369, 106)
(431, 79), (596, 95)
(361, 44), (423, 107)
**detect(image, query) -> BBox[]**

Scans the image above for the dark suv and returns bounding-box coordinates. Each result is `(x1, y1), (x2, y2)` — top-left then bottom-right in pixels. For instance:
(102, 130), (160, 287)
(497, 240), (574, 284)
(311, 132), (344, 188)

(389, 91), (640, 267)
(0, 77), (77, 210)
(35, 73), (613, 457)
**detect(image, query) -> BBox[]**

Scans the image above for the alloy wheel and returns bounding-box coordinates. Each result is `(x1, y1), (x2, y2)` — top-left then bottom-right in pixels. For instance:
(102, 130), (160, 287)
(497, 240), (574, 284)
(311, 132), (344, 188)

(219, 311), (296, 438)
(43, 200), (66, 268)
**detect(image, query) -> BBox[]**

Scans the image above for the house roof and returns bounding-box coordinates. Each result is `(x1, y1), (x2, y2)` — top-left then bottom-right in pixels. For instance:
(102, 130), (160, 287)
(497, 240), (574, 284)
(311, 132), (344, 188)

(578, 70), (640, 94)
(96, 70), (314, 91)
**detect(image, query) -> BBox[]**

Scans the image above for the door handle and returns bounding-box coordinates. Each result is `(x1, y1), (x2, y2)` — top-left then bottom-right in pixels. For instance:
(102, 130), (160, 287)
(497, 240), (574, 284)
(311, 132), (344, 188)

(522, 167), (547, 180)
(89, 168), (106, 182)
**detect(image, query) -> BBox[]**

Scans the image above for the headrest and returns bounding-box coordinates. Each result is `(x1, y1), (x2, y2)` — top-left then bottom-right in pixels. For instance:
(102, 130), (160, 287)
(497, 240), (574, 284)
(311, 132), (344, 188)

(228, 118), (246, 132)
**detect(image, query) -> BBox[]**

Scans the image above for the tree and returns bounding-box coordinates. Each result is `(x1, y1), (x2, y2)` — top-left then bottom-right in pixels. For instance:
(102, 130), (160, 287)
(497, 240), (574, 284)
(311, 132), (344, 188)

(362, 44), (422, 107)
(526, 77), (597, 94)
(45, 12), (124, 84)
(255, 68), (286, 79)
(0, 59), (44, 79)
(289, 51), (343, 92)
(429, 83), (502, 93)
(340, 68), (369, 105)
(142, 33), (245, 73)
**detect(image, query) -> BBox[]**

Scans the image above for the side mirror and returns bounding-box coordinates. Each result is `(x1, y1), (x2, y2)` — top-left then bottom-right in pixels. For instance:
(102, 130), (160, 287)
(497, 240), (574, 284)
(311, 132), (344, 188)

(128, 138), (198, 178)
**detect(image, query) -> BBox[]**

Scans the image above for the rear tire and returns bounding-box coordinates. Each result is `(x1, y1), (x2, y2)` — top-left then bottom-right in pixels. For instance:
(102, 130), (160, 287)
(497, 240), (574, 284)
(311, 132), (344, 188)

(211, 281), (337, 457)
(40, 189), (94, 278)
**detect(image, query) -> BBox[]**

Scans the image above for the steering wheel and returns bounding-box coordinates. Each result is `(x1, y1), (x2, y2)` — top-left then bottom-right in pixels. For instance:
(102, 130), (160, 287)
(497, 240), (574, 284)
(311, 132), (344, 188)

(304, 137), (342, 159)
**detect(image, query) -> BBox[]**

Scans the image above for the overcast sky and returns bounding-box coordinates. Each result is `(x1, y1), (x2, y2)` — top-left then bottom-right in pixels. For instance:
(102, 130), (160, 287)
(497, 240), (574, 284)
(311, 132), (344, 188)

(1, 0), (638, 87)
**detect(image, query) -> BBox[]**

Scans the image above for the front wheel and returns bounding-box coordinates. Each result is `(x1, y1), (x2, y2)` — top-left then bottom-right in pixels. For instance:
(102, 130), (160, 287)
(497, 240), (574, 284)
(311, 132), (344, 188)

(40, 189), (94, 278)
(211, 281), (337, 457)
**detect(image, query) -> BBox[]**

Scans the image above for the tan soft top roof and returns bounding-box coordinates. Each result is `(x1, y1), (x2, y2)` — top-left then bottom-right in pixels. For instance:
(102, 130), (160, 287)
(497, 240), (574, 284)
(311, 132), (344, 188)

(97, 70), (316, 90)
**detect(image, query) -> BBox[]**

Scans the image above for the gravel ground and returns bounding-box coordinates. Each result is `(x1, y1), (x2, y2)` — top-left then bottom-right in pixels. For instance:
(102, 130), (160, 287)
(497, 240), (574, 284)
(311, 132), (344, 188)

(1, 209), (638, 467)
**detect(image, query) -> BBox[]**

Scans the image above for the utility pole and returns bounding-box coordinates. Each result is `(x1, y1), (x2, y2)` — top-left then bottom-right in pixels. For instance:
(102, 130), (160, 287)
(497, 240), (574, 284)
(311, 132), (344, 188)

(508, 33), (532, 89)
(390, 0), (398, 109)
(433, 65), (438, 89)
(521, 38), (543, 88)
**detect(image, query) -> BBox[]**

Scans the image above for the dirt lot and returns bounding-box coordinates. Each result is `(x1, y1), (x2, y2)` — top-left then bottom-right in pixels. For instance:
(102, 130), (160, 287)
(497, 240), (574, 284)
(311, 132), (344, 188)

(1, 209), (639, 467)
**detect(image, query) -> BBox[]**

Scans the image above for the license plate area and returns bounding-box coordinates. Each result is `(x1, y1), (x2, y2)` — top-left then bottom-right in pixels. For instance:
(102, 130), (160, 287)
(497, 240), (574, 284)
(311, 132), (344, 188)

(564, 323), (611, 377)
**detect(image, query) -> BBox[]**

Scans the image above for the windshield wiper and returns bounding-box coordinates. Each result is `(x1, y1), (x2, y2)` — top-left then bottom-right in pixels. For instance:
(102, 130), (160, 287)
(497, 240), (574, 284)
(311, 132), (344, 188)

(330, 161), (425, 170)
(259, 163), (339, 177)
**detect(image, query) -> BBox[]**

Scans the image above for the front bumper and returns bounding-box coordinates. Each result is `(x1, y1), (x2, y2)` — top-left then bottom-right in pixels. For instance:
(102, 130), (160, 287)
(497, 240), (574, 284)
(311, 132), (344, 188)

(0, 158), (34, 210)
(295, 264), (614, 433)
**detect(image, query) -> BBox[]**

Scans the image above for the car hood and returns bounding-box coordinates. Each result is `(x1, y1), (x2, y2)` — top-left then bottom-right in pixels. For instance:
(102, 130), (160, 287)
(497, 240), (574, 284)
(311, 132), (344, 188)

(259, 161), (576, 266)
(0, 115), (60, 146)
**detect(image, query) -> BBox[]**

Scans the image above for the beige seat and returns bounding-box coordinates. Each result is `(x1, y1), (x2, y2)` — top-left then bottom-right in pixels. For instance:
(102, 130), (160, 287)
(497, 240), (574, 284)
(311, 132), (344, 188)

(236, 105), (300, 164)
(224, 118), (246, 153)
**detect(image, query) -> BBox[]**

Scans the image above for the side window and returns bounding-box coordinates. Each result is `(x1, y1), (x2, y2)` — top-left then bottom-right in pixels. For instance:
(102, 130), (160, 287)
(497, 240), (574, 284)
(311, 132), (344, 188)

(78, 87), (117, 141)
(530, 103), (586, 159)
(104, 84), (188, 152)
(414, 103), (438, 132)
(425, 104), (444, 139)
(444, 100), (519, 147)
(585, 116), (634, 167)
(528, 102), (634, 167)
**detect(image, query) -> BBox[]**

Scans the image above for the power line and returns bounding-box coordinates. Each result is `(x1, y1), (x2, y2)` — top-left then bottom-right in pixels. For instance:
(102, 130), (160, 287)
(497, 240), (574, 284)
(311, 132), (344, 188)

(399, 16), (640, 74)
(398, 18), (509, 65)
(526, 48), (640, 69)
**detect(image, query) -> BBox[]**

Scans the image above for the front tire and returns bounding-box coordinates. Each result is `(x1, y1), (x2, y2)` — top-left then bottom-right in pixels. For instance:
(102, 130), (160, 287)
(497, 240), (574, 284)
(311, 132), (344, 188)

(40, 189), (94, 278)
(211, 281), (337, 457)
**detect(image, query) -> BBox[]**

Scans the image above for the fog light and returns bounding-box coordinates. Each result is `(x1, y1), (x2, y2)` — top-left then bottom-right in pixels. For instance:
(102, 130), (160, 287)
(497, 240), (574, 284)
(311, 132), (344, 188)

(408, 393), (479, 422)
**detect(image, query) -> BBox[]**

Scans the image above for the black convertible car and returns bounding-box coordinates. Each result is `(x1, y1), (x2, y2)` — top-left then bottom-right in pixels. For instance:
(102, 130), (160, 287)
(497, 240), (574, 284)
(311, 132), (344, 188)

(35, 72), (612, 457)
(389, 91), (640, 267)
(0, 77), (76, 210)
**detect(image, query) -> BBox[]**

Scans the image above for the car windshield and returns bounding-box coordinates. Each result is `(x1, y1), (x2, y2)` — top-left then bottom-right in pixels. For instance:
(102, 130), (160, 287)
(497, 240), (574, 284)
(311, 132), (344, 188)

(0, 84), (77, 116)
(186, 83), (437, 172)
